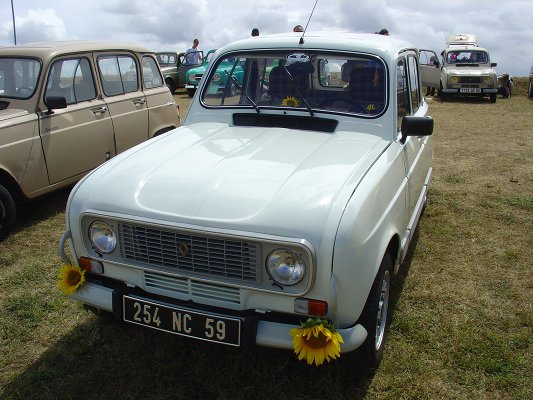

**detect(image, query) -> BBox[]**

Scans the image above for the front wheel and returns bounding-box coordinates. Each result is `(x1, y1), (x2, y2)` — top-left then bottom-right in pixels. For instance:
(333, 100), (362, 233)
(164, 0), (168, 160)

(0, 184), (16, 242)
(358, 252), (393, 369)
(528, 80), (533, 98)
(186, 88), (196, 98)
(490, 93), (497, 103)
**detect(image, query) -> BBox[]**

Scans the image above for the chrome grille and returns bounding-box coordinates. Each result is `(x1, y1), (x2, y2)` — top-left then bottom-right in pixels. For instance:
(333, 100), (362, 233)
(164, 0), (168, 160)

(119, 223), (259, 282)
(459, 76), (482, 84)
(144, 271), (241, 304)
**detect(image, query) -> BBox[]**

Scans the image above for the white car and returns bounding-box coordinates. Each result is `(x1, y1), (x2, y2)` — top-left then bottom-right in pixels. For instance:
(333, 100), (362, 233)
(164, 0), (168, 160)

(420, 34), (498, 103)
(59, 32), (433, 367)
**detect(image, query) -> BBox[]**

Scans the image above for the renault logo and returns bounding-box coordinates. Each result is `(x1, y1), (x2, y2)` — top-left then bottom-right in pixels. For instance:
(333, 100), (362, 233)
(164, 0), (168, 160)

(178, 241), (190, 257)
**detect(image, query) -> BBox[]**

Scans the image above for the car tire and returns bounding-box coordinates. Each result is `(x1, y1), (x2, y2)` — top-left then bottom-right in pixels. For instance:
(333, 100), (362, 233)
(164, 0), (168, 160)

(0, 184), (16, 242)
(357, 252), (393, 369)
(490, 93), (497, 103)
(165, 79), (175, 94)
(528, 81), (533, 98)
(187, 88), (196, 98)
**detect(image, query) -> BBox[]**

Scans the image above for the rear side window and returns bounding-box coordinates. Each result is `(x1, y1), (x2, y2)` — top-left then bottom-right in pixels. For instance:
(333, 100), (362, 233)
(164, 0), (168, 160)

(45, 57), (96, 105)
(142, 56), (164, 89)
(98, 54), (139, 96)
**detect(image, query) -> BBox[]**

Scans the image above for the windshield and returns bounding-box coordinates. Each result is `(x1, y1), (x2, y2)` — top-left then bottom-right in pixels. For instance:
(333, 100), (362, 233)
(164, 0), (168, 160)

(0, 58), (41, 99)
(201, 51), (387, 116)
(446, 50), (488, 64)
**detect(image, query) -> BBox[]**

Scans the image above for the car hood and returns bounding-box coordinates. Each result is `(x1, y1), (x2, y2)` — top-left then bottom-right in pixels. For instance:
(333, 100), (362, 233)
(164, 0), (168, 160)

(444, 65), (495, 75)
(72, 122), (389, 242)
(0, 108), (29, 122)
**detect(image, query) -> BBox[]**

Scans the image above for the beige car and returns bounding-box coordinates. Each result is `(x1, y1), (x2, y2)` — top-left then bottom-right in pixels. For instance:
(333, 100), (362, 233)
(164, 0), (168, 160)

(0, 41), (180, 241)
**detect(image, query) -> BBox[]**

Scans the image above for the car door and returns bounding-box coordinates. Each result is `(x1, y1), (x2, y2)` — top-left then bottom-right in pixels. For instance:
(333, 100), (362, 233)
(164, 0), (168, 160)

(96, 53), (149, 154)
(177, 51), (203, 86)
(141, 55), (179, 133)
(40, 55), (115, 185)
(419, 49), (441, 89)
(397, 54), (433, 226)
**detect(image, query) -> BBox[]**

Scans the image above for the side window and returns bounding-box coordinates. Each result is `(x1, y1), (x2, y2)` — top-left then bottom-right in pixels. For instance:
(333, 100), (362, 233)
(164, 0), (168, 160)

(97, 54), (138, 96)
(396, 58), (409, 130)
(408, 55), (420, 112)
(142, 56), (163, 89)
(45, 57), (96, 105)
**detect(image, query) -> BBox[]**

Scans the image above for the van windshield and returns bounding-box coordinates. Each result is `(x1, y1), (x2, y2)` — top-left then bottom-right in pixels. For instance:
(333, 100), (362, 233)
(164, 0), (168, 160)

(0, 58), (41, 99)
(201, 51), (387, 117)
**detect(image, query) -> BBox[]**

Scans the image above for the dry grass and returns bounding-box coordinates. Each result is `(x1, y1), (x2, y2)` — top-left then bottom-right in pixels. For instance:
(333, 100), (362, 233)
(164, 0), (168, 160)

(0, 81), (531, 400)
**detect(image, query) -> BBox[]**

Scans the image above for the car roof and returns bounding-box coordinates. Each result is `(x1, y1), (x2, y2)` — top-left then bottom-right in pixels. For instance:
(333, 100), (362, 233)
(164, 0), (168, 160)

(0, 40), (152, 62)
(217, 31), (416, 60)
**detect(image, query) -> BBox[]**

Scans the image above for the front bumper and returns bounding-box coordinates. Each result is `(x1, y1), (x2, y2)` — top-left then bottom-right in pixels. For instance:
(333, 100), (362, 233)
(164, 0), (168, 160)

(184, 84), (198, 89)
(442, 88), (498, 94)
(69, 281), (368, 352)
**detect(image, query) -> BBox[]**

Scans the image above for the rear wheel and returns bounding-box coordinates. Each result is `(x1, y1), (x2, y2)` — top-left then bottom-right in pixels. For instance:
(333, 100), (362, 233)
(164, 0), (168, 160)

(357, 252), (393, 369)
(165, 79), (175, 94)
(0, 184), (16, 242)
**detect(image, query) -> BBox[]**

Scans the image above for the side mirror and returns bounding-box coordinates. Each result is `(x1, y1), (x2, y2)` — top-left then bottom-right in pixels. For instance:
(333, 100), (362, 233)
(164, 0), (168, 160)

(491, 63), (498, 68)
(45, 96), (67, 115)
(400, 116), (433, 142)
(433, 60), (440, 68)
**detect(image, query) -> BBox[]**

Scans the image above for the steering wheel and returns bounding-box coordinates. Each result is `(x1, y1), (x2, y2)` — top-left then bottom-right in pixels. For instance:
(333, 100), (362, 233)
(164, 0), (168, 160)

(318, 98), (368, 114)
(16, 87), (34, 97)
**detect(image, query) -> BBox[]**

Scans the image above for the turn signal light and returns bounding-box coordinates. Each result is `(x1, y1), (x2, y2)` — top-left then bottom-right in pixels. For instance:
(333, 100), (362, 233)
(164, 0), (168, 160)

(78, 257), (104, 274)
(294, 298), (328, 316)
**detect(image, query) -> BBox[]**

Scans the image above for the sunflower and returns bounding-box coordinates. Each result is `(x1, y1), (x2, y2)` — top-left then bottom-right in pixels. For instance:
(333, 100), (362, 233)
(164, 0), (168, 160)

(281, 96), (300, 107)
(289, 318), (344, 366)
(58, 264), (86, 295)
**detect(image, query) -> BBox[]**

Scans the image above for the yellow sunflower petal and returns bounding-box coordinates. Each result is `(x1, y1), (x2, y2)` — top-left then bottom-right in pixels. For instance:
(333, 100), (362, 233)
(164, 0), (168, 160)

(57, 264), (86, 295)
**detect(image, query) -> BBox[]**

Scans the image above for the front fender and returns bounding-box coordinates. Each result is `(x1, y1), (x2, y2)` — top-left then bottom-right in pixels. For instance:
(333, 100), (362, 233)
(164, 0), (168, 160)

(332, 142), (407, 327)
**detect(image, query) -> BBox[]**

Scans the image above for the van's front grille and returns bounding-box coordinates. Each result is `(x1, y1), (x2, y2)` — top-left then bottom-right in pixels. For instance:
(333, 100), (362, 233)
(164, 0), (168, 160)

(459, 76), (482, 84)
(119, 223), (260, 283)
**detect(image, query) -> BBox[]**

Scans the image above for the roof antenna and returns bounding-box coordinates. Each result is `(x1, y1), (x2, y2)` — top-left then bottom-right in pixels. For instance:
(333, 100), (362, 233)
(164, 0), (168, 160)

(299, 0), (319, 45)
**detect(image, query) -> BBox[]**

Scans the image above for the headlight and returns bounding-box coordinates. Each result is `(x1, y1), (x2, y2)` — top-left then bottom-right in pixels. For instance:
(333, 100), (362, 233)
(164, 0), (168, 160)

(450, 76), (459, 84)
(213, 73), (221, 81)
(89, 221), (117, 254)
(483, 76), (493, 84)
(266, 249), (306, 286)
(189, 74), (196, 82)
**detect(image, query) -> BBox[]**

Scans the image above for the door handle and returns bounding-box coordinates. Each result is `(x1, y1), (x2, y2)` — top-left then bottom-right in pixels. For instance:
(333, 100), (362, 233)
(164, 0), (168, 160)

(91, 106), (107, 115)
(132, 98), (146, 106)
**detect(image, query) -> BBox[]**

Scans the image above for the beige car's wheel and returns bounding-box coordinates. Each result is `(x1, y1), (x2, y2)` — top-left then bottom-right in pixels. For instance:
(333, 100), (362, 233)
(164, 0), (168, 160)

(0, 184), (16, 242)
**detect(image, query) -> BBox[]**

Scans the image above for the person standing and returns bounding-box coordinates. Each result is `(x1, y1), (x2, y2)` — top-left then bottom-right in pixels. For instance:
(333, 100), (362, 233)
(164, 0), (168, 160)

(184, 39), (202, 65)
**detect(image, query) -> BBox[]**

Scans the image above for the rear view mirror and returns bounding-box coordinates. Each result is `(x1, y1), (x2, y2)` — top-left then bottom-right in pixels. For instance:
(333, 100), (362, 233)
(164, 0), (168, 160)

(400, 116), (433, 142)
(45, 96), (67, 115)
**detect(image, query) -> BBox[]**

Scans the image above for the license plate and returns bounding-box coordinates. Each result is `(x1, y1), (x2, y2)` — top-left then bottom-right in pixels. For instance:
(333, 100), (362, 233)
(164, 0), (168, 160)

(123, 295), (241, 347)
(460, 88), (481, 93)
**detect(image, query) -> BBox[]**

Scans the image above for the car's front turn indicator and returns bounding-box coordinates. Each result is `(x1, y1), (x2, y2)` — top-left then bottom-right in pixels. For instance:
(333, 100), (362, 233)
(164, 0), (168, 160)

(266, 249), (306, 286)
(89, 221), (117, 254)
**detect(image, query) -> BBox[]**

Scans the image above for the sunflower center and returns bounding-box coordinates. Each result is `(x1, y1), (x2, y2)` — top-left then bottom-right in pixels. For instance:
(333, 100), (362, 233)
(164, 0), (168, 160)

(67, 270), (81, 286)
(303, 332), (328, 349)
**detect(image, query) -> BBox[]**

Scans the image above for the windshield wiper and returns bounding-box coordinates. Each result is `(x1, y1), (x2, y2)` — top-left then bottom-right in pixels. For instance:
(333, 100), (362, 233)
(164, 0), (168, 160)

(282, 66), (314, 117)
(223, 70), (260, 113)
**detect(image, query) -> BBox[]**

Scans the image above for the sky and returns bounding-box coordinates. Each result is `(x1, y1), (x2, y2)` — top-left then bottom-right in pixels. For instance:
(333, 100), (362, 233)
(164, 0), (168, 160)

(1, 0), (532, 76)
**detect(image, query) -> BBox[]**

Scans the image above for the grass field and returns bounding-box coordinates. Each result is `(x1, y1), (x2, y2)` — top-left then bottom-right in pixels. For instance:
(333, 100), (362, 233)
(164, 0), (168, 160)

(0, 79), (531, 400)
